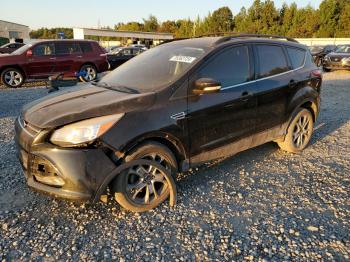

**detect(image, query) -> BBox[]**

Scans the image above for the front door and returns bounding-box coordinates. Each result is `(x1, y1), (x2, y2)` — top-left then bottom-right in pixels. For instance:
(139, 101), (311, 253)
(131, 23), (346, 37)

(26, 42), (56, 78)
(187, 45), (257, 165)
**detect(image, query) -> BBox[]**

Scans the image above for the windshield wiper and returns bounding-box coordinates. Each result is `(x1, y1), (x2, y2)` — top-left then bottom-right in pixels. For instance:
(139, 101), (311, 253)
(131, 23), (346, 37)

(92, 81), (139, 94)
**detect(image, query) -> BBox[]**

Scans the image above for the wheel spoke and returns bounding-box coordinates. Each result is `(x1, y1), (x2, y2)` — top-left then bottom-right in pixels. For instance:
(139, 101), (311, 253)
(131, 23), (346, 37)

(151, 181), (159, 199)
(144, 185), (150, 204)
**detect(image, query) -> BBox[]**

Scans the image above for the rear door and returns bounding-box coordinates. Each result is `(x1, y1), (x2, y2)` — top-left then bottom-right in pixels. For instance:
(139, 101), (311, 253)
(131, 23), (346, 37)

(54, 42), (82, 75)
(188, 44), (257, 163)
(26, 42), (56, 78)
(253, 44), (294, 133)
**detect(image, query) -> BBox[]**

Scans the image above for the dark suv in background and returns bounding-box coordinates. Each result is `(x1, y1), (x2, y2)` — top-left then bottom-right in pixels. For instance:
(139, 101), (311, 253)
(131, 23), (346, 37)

(323, 45), (350, 71)
(0, 40), (108, 88)
(309, 45), (336, 67)
(15, 35), (322, 212)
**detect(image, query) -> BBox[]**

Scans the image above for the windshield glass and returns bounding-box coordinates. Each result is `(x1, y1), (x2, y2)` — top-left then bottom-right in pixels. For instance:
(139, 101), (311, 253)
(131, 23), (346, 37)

(100, 44), (206, 92)
(11, 44), (31, 55)
(335, 45), (350, 53)
(309, 46), (323, 53)
(109, 48), (122, 54)
(0, 43), (10, 48)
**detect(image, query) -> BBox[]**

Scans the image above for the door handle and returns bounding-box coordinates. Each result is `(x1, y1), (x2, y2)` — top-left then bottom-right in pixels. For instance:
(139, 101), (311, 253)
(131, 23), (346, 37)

(289, 79), (297, 88)
(77, 56), (83, 58)
(241, 91), (253, 102)
(49, 57), (56, 60)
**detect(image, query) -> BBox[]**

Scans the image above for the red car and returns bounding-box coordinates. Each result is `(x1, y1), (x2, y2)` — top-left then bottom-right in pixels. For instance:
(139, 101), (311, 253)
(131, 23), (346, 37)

(0, 40), (109, 88)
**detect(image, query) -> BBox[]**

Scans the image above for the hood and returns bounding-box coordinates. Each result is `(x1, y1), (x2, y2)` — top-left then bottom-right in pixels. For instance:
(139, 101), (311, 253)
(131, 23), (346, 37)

(22, 85), (156, 129)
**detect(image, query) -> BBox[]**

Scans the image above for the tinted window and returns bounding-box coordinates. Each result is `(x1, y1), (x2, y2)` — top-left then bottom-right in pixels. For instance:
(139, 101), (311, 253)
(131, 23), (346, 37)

(198, 46), (250, 87)
(80, 42), (93, 53)
(304, 51), (315, 67)
(287, 47), (305, 69)
(32, 43), (55, 56)
(256, 45), (289, 78)
(56, 42), (81, 55)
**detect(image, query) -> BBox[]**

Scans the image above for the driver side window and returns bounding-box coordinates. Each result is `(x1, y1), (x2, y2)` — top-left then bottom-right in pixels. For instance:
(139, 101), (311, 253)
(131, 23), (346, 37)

(198, 45), (250, 88)
(32, 43), (55, 56)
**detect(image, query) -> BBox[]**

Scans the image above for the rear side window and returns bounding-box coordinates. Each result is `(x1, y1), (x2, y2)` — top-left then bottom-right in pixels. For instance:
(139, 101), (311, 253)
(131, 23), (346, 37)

(256, 45), (289, 78)
(304, 50), (315, 67)
(286, 47), (305, 69)
(80, 42), (93, 53)
(56, 42), (81, 55)
(198, 45), (250, 87)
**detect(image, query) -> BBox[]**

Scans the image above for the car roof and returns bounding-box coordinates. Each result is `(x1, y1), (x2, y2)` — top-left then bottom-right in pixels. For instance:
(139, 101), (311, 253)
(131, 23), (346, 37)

(27, 39), (97, 45)
(163, 35), (307, 51)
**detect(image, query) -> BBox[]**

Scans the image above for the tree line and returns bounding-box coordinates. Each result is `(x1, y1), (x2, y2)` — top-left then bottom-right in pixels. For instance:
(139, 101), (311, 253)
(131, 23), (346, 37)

(30, 0), (350, 40)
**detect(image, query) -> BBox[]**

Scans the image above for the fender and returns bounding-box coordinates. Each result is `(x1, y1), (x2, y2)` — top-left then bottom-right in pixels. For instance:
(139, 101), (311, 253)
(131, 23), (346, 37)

(118, 131), (188, 164)
(283, 86), (320, 134)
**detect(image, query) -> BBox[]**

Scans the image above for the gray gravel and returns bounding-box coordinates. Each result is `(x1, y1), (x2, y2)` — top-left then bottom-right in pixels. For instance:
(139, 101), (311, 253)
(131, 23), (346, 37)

(0, 72), (349, 261)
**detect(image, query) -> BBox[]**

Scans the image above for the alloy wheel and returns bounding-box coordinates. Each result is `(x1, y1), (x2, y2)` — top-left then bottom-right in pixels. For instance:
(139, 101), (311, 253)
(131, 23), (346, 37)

(292, 114), (313, 148)
(125, 163), (169, 205)
(83, 66), (97, 81)
(4, 70), (23, 87)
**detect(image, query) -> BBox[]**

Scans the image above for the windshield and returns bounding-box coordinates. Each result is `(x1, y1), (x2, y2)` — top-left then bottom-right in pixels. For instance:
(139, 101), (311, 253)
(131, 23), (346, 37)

(309, 46), (323, 53)
(0, 43), (10, 48)
(335, 45), (350, 53)
(100, 44), (206, 92)
(11, 44), (31, 55)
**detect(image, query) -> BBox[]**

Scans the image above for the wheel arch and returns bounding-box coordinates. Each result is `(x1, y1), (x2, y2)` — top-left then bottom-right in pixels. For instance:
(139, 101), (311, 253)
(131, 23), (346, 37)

(80, 62), (97, 71)
(0, 65), (27, 79)
(120, 132), (188, 172)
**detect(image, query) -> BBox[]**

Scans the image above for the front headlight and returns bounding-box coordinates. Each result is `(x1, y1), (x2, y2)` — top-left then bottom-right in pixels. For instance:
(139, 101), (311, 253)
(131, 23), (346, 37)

(50, 114), (124, 147)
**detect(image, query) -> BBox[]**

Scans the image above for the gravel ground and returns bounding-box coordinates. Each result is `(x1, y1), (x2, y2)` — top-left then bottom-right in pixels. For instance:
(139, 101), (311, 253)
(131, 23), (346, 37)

(0, 71), (349, 261)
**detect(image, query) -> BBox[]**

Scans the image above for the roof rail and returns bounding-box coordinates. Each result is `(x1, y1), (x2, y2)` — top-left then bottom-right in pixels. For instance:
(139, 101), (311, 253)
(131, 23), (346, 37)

(213, 33), (299, 45)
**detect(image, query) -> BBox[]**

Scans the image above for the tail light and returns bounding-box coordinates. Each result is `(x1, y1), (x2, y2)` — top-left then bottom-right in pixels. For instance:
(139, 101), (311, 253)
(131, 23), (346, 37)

(311, 69), (322, 78)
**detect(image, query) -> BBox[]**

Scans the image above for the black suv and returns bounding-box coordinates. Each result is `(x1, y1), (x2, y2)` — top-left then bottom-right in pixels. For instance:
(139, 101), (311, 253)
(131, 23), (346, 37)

(15, 35), (322, 212)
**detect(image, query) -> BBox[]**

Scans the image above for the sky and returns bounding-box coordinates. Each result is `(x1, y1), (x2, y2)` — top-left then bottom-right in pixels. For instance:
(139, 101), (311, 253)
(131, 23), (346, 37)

(0, 0), (323, 30)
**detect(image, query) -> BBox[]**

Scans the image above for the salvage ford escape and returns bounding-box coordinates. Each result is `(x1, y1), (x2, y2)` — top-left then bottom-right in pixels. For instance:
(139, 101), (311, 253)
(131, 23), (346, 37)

(15, 35), (322, 212)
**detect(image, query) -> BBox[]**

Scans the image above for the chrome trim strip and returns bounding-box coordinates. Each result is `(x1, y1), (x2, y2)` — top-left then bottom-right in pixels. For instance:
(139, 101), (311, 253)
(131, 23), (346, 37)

(221, 60), (306, 91)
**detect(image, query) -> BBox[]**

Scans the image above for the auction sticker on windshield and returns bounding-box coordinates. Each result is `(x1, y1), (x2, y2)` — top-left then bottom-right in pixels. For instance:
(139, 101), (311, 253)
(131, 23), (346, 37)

(170, 56), (197, 64)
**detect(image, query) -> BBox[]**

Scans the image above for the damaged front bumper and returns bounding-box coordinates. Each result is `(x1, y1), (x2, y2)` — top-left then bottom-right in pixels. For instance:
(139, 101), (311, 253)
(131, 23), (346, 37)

(15, 117), (117, 201)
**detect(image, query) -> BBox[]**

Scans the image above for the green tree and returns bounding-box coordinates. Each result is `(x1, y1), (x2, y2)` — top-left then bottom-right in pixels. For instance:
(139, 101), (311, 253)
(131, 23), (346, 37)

(336, 3), (350, 37)
(210, 7), (234, 33)
(317, 0), (342, 37)
(159, 20), (178, 33)
(115, 22), (144, 31)
(143, 15), (159, 32)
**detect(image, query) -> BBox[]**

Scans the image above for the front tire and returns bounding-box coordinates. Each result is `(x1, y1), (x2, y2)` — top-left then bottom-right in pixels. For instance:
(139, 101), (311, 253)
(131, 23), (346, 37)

(278, 108), (314, 153)
(1, 68), (24, 88)
(111, 142), (178, 212)
(79, 64), (97, 82)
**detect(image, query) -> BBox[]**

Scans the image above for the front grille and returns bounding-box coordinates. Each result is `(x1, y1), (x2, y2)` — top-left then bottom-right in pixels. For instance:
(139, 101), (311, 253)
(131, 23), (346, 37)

(29, 155), (65, 187)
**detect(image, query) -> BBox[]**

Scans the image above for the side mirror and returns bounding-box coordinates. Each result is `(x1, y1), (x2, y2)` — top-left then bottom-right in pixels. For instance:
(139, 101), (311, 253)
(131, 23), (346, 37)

(26, 49), (33, 57)
(193, 78), (221, 95)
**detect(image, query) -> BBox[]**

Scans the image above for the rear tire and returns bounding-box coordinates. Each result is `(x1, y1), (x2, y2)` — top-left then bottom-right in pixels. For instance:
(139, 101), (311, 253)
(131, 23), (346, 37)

(79, 64), (97, 82)
(1, 68), (25, 88)
(278, 108), (314, 153)
(111, 142), (178, 212)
